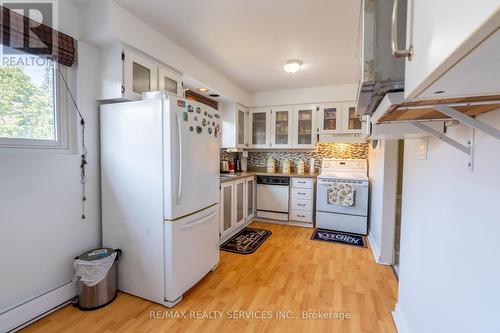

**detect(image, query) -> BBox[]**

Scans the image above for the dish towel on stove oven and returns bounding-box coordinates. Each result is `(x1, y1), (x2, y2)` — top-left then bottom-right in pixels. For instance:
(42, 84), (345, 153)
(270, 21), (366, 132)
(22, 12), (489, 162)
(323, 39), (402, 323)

(327, 183), (354, 206)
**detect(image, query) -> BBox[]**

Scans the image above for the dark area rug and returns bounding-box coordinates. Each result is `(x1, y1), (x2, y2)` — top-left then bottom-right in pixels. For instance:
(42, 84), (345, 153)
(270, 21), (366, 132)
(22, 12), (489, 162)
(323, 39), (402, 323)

(220, 227), (271, 254)
(311, 229), (366, 247)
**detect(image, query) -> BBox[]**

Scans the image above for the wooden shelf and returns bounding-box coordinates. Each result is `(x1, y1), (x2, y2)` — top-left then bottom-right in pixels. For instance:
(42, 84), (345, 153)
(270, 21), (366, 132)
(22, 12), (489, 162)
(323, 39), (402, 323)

(376, 94), (500, 123)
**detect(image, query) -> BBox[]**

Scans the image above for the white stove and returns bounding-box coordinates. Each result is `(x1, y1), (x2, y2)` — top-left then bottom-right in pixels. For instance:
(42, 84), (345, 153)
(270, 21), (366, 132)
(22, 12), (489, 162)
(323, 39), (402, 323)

(316, 159), (369, 235)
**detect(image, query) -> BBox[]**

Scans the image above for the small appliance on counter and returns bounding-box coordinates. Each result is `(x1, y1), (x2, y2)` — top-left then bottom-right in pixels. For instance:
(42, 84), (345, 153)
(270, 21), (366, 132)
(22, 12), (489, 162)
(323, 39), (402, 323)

(220, 160), (229, 173)
(234, 154), (241, 172)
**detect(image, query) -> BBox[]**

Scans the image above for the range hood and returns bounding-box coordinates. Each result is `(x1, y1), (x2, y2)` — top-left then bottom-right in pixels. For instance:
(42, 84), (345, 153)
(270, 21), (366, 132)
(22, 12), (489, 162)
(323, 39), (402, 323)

(356, 0), (408, 115)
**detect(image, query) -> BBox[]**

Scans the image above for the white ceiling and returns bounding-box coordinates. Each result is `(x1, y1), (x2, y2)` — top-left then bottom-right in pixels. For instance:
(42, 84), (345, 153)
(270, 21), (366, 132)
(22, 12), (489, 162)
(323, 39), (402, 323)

(116, 0), (362, 93)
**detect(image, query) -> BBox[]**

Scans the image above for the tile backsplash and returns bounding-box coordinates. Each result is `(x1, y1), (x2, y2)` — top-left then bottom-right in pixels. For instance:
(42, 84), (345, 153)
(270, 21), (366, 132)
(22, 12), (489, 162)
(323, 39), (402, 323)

(220, 143), (368, 173)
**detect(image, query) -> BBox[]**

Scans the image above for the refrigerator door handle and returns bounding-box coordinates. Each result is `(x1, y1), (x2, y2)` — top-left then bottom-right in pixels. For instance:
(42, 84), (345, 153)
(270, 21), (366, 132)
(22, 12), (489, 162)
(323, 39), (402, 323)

(176, 113), (183, 204)
(179, 211), (217, 230)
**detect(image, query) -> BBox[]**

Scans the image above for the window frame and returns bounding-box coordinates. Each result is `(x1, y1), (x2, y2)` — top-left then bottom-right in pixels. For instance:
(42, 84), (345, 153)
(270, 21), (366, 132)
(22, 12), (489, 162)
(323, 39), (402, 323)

(0, 63), (74, 151)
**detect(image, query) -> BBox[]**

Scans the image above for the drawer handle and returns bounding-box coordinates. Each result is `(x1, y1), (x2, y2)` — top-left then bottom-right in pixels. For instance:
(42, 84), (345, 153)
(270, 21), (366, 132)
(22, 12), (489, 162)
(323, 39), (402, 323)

(297, 215), (306, 218)
(298, 192), (306, 195)
(298, 181), (306, 184)
(298, 204), (306, 206)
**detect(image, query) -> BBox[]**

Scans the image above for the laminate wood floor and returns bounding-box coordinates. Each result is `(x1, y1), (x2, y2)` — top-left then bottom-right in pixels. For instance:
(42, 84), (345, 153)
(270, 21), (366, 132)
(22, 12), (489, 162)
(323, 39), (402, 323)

(22, 222), (398, 333)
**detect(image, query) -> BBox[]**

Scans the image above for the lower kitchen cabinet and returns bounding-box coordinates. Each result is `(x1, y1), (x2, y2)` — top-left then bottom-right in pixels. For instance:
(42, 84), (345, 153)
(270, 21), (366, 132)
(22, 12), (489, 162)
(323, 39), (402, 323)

(246, 177), (256, 220)
(219, 176), (256, 240)
(289, 177), (315, 225)
(220, 182), (234, 239)
(234, 178), (246, 226)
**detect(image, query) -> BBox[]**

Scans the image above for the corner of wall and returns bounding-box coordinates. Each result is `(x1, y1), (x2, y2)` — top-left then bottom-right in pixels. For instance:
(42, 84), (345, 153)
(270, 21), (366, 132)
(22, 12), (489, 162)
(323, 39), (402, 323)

(392, 303), (411, 333)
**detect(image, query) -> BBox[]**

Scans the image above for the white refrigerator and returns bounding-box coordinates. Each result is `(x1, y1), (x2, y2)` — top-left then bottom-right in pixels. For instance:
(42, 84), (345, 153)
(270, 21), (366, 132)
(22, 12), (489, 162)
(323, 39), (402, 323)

(100, 92), (220, 307)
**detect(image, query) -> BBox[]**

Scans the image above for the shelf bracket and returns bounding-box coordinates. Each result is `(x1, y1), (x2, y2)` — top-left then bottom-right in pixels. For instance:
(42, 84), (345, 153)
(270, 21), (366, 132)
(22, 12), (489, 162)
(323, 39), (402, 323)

(433, 105), (500, 141)
(410, 121), (475, 171)
(410, 121), (470, 154)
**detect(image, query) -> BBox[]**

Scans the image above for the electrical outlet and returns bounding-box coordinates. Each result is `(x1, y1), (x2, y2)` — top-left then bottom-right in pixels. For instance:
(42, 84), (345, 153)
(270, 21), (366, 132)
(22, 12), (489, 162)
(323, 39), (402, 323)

(419, 140), (428, 160)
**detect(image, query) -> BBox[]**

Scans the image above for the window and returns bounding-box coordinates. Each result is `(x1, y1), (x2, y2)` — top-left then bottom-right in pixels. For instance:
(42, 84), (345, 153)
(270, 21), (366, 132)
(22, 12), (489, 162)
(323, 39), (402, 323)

(0, 47), (69, 149)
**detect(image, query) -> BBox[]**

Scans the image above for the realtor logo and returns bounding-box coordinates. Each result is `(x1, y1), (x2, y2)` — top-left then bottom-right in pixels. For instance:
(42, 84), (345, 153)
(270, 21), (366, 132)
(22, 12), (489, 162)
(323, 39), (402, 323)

(0, 1), (57, 55)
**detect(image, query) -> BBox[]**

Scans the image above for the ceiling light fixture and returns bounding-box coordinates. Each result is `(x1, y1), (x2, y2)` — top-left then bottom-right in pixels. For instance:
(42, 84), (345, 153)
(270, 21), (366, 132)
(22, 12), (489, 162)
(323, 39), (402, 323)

(197, 88), (209, 92)
(283, 59), (303, 74)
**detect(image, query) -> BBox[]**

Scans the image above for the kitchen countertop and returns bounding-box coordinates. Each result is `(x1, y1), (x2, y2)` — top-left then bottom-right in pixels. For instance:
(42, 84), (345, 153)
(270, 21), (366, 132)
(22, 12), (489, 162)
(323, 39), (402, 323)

(219, 170), (319, 183)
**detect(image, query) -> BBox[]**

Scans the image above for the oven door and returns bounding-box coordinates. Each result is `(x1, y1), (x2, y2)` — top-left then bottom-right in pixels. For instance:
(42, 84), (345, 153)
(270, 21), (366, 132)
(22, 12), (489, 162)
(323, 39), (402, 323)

(316, 179), (369, 216)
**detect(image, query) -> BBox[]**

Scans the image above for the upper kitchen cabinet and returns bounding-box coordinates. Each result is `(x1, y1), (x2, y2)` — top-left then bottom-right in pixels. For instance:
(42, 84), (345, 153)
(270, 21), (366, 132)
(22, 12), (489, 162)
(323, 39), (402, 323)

(404, 0), (500, 99)
(317, 103), (342, 134)
(248, 107), (271, 148)
(341, 103), (364, 133)
(221, 103), (249, 149)
(98, 44), (182, 101)
(292, 105), (317, 149)
(270, 106), (293, 148)
(123, 48), (158, 99)
(158, 65), (183, 96)
(317, 102), (366, 142)
(237, 104), (249, 148)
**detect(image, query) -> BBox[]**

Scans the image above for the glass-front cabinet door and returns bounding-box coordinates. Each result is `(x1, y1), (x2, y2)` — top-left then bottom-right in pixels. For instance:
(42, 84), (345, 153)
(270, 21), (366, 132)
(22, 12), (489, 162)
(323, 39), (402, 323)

(234, 179), (246, 226)
(158, 65), (182, 95)
(271, 106), (292, 148)
(248, 108), (270, 148)
(219, 182), (234, 238)
(245, 177), (255, 220)
(236, 104), (248, 148)
(342, 102), (364, 133)
(292, 105), (317, 148)
(123, 48), (158, 100)
(317, 103), (341, 134)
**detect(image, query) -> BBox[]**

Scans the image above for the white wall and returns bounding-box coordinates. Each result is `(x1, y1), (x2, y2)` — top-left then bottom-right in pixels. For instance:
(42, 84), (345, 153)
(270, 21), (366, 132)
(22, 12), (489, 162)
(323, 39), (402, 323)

(367, 140), (399, 264)
(252, 83), (358, 106)
(0, 1), (101, 315)
(394, 109), (500, 333)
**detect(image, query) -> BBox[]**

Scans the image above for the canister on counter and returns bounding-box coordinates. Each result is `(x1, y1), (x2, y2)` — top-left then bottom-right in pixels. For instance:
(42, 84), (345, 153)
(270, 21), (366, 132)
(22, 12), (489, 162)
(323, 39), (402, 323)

(297, 160), (305, 174)
(283, 159), (291, 174)
(266, 158), (275, 173)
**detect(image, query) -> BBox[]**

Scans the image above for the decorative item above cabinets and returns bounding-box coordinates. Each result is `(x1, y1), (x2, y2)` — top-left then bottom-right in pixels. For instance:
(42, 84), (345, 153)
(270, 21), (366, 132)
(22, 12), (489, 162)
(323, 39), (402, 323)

(98, 44), (183, 101)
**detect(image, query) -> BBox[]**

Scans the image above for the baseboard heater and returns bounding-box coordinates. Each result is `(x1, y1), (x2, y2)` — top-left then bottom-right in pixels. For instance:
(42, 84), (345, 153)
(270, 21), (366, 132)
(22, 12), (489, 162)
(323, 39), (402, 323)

(0, 281), (76, 332)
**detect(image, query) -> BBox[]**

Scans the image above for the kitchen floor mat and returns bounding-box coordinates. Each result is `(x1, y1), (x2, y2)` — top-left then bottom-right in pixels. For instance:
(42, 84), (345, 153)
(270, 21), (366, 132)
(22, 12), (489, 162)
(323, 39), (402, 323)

(220, 227), (271, 254)
(311, 229), (366, 247)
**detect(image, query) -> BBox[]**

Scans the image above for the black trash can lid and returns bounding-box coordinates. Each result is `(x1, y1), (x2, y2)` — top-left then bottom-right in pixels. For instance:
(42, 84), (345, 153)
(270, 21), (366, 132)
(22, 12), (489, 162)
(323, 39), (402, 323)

(77, 248), (116, 261)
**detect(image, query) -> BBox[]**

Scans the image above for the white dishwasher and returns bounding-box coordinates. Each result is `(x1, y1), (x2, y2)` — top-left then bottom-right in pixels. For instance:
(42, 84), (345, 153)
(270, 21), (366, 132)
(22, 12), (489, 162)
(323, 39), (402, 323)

(256, 175), (290, 221)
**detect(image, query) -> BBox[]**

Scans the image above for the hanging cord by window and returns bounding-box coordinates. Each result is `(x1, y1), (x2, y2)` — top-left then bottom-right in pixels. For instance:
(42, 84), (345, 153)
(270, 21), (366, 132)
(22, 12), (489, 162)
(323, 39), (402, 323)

(57, 65), (88, 219)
